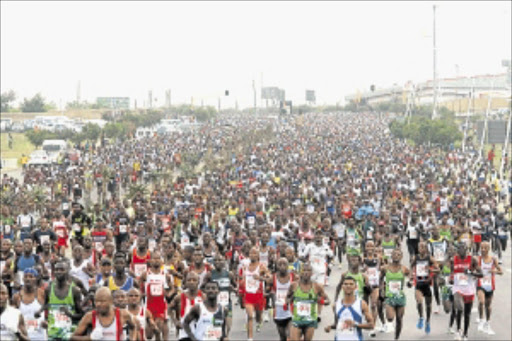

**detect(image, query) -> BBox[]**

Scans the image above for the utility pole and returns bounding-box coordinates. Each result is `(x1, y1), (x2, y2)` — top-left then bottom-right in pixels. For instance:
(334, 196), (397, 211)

(478, 79), (495, 162)
(432, 4), (439, 120)
(461, 78), (474, 152)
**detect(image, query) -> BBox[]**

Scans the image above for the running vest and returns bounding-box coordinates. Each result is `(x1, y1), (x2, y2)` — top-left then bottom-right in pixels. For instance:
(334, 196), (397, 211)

(70, 260), (90, 291)
(178, 291), (203, 340)
(381, 239), (395, 259)
(193, 303), (225, 341)
(452, 255), (474, 296)
(292, 284), (318, 325)
(428, 237), (447, 262)
(211, 269), (231, 308)
(107, 275), (134, 292)
(385, 269), (405, 298)
(131, 249), (150, 277)
(364, 257), (380, 287)
(0, 305), (21, 340)
(91, 308), (123, 341)
(19, 294), (46, 340)
(478, 256), (495, 292)
(48, 282), (76, 340)
(334, 297), (364, 341)
(273, 273), (293, 320)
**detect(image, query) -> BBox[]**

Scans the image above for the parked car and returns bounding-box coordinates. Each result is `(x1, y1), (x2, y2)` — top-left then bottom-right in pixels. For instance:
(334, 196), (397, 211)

(11, 122), (24, 132)
(28, 150), (51, 166)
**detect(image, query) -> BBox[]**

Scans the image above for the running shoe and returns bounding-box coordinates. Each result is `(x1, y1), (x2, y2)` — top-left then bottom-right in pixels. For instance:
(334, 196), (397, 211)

(417, 317), (424, 329)
(263, 310), (270, 322)
(425, 321), (431, 334)
(477, 320), (484, 333)
(434, 305), (440, 314)
(386, 322), (395, 334)
(369, 329), (377, 337)
(256, 323), (262, 333)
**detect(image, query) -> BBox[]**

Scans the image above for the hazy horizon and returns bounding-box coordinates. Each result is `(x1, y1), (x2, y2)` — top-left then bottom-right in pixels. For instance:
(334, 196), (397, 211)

(1, 1), (510, 110)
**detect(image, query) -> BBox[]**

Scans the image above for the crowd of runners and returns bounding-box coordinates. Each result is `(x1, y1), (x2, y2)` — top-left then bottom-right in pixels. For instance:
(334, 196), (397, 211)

(0, 111), (511, 341)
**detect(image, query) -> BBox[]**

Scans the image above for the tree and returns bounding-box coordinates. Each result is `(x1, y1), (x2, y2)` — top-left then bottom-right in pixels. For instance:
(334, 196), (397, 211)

(0, 90), (16, 112)
(82, 123), (101, 142)
(21, 93), (47, 113)
(25, 130), (54, 147)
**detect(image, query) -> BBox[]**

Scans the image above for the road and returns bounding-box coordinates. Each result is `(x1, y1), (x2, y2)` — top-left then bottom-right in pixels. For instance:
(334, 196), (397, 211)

(6, 167), (510, 340)
(222, 242), (512, 341)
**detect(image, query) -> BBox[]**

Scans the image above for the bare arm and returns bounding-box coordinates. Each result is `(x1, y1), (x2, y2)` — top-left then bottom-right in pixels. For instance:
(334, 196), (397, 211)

(183, 305), (200, 341)
(70, 312), (92, 341)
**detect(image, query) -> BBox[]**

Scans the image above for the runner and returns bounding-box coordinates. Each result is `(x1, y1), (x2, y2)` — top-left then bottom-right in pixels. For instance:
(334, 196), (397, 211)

(71, 287), (137, 340)
(379, 248), (410, 340)
(410, 241), (439, 334)
(0, 283), (29, 341)
(240, 246), (271, 341)
(362, 240), (384, 337)
(450, 242), (483, 341)
(140, 250), (172, 340)
(126, 288), (159, 341)
(37, 260), (84, 341)
(12, 268), (46, 340)
(324, 275), (374, 341)
(202, 254), (236, 335)
(183, 279), (229, 341)
(286, 263), (330, 341)
(168, 272), (203, 341)
(475, 241), (503, 335)
(271, 257), (294, 341)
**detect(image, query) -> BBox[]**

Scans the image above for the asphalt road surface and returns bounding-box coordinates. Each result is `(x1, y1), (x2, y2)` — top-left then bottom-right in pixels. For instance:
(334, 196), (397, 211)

(220, 242), (511, 341)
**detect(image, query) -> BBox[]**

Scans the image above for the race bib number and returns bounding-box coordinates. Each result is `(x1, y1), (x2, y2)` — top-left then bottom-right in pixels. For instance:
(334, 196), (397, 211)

(366, 230), (373, 239)
(150, 283), (163, 296)
(57, 229), (65, 238)
(73, 224), (81, 232)
(384, 248), (393, 258)
(181, 235), (190, 245)
(134, 263), (147, 277)
(311, 256), (324, 268)
(367, 268), (379, 286)
(247, 216), (255, 225)
(205, 326), (222, 340)
(246, 277), (259, 293)
(276, 290), (287, 305)
(416, 263), (428, 277)
(498, 229), (507, 236)
(95, 242), (104, 252)
(337, 320), (355, 335)
(4, 225), (11, 234)
(296, 301), (312, 317)
(54, 311), (72, 329)
(323, 236), (330, 246)
(26, 318), (39, 331)
(434, 248), (445, 262)
(62, 203), (69, 210)
(40, 235), (50, 245)
(148, 239), (156, 251)
(455, 273), (469, 286)
(119, 225), (127, 233)
(307, 205), (315, 214)
(481, 275), (492, 289)
(409, 229), (418, 239)
(218, 291), (229, 306)
(389, 280), (402, 294)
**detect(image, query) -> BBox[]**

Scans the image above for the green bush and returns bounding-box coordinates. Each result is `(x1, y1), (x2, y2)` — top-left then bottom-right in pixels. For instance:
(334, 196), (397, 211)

(389, 116), (462, 148)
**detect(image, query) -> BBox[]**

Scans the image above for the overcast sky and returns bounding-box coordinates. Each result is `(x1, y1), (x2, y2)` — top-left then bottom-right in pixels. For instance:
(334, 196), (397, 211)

(1, 1), (510, 109)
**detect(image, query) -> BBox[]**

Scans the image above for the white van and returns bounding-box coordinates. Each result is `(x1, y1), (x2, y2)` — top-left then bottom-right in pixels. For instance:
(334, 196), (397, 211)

(42, 139), (68, 163)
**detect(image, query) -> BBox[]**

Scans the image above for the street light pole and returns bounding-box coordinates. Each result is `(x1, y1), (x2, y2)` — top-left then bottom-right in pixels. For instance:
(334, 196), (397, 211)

(432, 4), (439, 120)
